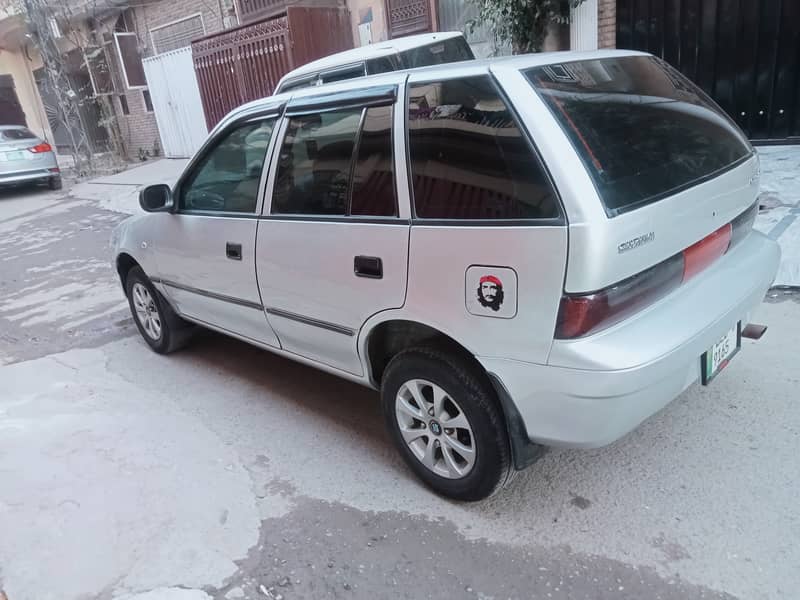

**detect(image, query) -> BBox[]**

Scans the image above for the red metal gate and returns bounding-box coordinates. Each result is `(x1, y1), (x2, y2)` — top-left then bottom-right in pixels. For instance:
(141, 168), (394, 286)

(193, 17), (292, 129)
(192, 6), (352, 130)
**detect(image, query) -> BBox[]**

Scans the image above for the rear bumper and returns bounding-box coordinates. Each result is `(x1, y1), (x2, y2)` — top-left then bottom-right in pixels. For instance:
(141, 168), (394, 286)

(0, 153), (59, 184)
(0, 168), (58, 184)
(479, 231), (780, 449)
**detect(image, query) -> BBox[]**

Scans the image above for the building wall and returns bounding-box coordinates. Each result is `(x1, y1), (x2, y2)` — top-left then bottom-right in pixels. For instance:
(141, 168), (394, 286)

(0, 46), (51, 142)
(349, 0), (388, 45)
(110, 0), (227, 157)
(598, 0), (616, 48)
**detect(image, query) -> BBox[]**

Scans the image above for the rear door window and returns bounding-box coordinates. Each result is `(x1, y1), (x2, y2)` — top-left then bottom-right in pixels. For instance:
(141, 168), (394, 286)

(407, 75), (559, 220)
(272, 106), (396, 217)
(525, 56), (753, 216)
(273, 109), (361, 215)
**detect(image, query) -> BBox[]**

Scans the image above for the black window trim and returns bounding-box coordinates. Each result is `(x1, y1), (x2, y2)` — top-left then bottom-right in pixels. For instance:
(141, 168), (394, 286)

(173, 106), (284, 217)
(404, 73), (567, 227)
(269, 98), (400, 220)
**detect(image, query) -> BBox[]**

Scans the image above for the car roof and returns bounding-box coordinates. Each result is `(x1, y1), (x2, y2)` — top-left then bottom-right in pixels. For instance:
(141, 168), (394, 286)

(223, 49), (649, 131)
(278, 31), (465, 83)
(0, 125), (33, 131)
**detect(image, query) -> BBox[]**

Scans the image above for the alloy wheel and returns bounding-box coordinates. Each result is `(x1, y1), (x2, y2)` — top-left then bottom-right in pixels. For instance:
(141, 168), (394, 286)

(132, 282), (162, 341)
(395, 379), (476, 479)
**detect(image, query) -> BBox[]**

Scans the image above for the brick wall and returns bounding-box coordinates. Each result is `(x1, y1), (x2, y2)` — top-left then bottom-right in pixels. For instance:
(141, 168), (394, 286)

(597, 0), (616, 48)
(109, 0), (227, 158)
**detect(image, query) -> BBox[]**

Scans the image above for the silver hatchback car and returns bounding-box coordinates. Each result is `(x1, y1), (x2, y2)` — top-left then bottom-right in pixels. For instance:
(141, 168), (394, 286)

(0, 126), (61, 190)
(113, 50), (779, 500)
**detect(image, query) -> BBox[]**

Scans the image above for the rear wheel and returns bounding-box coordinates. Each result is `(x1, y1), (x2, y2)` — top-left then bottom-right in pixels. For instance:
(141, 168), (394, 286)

(48, 176), (62, 191)
(381, 347), (512, 501)
(125, 266), (192, 354)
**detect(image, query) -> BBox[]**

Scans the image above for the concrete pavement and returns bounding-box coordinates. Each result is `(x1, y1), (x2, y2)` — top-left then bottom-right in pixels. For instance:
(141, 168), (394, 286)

(753, 146), (800, 287)
(68, 158), (189, 215)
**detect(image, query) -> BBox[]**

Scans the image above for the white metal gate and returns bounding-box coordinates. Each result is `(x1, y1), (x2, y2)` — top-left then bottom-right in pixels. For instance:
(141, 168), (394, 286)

(143, 47), (208, 158)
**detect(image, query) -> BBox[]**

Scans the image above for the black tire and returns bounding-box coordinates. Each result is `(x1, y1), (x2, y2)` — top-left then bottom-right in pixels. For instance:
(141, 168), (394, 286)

(48, 176), (62, 191)
(381, 347), (513, 501)
(125, 266), (192, 354)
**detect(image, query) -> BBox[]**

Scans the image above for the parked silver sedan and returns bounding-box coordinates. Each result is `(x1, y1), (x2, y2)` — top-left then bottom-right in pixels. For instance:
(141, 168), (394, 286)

(0, 126), (61, 190)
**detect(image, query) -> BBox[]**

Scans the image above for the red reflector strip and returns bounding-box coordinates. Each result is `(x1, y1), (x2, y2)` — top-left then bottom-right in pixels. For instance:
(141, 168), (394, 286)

(682, 223), (732, 281)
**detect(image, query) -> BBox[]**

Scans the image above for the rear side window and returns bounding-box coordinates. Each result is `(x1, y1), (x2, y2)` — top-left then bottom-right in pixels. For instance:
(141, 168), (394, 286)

(1, 128), (37, 141)
(525, 56), (752, 216)
(367, 56), (398, 75)
(407, 75), (559, 220)
(321, 64), (366, 85)
(273, 106), (396, 217)
(400, 38), (474, 69)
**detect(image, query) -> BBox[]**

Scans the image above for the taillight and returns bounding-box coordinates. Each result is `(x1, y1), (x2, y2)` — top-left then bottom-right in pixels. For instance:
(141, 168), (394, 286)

(556, 204), (756, 339)
(556, 254), (684, 339)
(28, 142), (52, 153)
(682, 223), (731, 281)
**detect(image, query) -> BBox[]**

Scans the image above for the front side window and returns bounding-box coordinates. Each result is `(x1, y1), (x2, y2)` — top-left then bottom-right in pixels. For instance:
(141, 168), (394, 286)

(180, 118), (275, 213)
(272, 106), (396, 217)
(407, 75), (559, 220)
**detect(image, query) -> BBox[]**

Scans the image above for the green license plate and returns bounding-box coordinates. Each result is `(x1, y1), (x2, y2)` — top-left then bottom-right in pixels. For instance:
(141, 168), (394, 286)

(701, 322), (741, 385)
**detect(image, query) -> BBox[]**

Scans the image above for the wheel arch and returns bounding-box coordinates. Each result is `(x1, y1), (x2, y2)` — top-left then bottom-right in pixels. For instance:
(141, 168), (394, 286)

(116, 252), (141, 290)
(361, 316), (477, 388)
(360, 315), (545, 471)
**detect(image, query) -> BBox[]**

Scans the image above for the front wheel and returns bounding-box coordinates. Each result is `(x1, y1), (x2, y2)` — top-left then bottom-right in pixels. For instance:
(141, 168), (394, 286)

(125, 266), (192, 354)
(381, 347), (513, 501)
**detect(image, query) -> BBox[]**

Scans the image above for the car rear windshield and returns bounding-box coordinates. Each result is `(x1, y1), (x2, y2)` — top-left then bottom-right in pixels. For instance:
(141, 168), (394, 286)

(525, 56), (752, 215)
(1, 128), (37, 141)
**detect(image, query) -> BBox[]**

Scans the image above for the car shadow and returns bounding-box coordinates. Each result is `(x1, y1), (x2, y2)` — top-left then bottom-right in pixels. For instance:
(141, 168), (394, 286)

(160, 325), (733, 511)
(0, 182), (53, 200)
(178, 328), (395, 466)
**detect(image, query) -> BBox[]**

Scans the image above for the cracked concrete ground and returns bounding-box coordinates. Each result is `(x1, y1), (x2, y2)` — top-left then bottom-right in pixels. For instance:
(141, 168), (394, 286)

(0, 173), (798, 600)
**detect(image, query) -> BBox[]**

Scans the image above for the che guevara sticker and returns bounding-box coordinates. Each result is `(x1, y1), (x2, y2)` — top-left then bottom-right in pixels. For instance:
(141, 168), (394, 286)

(465, 266), (518, 319)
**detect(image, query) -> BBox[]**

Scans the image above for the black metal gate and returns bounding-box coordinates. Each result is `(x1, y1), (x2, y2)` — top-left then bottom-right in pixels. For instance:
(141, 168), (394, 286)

(617, 0), (800, 143)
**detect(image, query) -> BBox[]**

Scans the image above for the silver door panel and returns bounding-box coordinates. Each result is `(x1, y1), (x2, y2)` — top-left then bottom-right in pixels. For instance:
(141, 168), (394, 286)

(154, 214), (279, 346)
(256, 220), (410, 375)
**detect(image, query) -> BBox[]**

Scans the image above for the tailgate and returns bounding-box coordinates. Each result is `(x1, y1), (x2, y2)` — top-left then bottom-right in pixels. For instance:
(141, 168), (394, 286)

(564, 155), (759, 292)
(523, 54), (757, 292)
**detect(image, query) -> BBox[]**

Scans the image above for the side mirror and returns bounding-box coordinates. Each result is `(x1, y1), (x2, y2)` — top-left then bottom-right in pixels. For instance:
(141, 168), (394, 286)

(139, 184), (173, 212)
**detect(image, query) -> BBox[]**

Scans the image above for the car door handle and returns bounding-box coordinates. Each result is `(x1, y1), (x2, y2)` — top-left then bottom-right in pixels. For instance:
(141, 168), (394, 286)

(354, 255), (382, 279)
(226, 242), (242, 261)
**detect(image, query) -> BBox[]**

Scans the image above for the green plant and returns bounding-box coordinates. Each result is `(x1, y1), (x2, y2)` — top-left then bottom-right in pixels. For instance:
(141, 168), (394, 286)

(469, 0), (587, 54)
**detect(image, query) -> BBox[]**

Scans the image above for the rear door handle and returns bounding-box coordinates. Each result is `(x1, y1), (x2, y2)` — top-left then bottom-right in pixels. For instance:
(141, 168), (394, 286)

(354, 255), (382, 279)
(226, 242), (242, 261)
